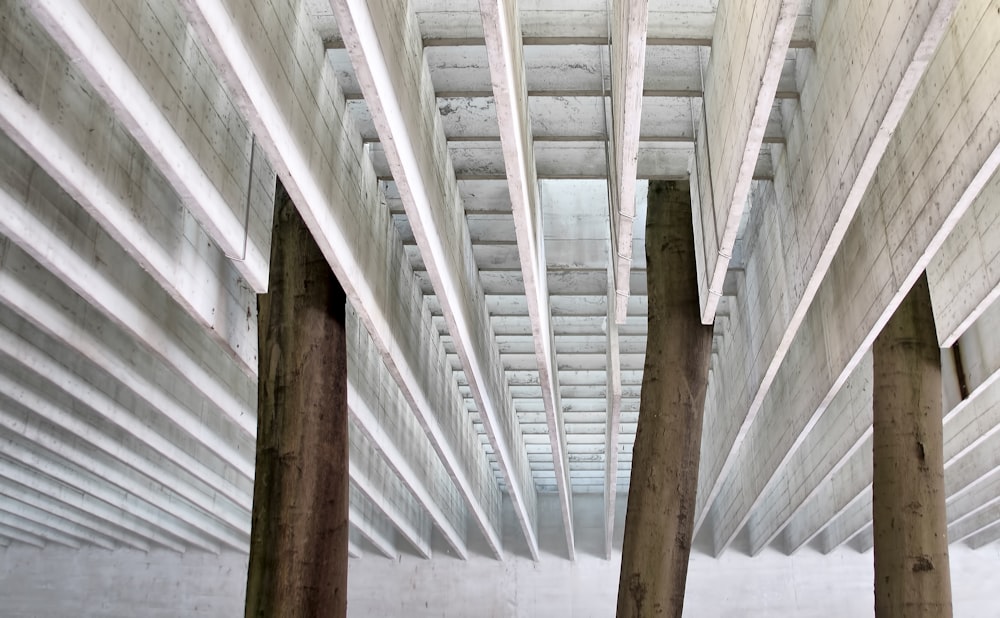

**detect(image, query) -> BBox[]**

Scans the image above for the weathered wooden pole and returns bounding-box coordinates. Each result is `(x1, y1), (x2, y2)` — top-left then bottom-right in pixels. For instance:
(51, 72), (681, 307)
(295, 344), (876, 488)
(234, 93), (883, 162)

(617, 180), (714, 617)
(873, 273), (952, 617)
(245, 185), (350, 617)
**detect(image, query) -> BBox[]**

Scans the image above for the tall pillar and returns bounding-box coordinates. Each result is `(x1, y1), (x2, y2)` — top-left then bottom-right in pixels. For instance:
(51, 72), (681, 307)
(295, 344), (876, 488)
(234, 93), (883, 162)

(873, 273), (951, 617)
(617, 180), (714, 617)
(245, 185), (350, 617)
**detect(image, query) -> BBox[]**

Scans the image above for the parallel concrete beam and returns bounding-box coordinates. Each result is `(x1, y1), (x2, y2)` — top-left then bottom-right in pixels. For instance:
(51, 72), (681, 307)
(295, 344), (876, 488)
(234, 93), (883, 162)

(349, 420), (433, 560)
(0, 9), (258, 374)
(318, 10), (814, 48)
(26, 0), (272, 292)
(0, 481), (151, 552)
(0, 136), (257, 438)
(177, 0), (504, 557)
(478, 0), (573, 558)
(927, 161), (1000, 346)
(0, 354), (249, 523)
(350, 490), (397, 560)
(694, 0), (799, 324)
(607, 0), (649, 323)
(330, 0), (538, 558)
(0, 509), (82, 549)
(0, 458), (186, 553)
(0, 500), (115, 550)
(0, 437), (222, 553)
(604, 270), (623, 560)
(745, 354), (872, 555)
(696, 0), (992, 552)
(347, 306), (469, 559)
(0, 521), (46, 549)
(0, 392), (247, 551)
(777, 270), (1000, 554)
(0, 246), (255, 481)
(694, 0), (961, 537)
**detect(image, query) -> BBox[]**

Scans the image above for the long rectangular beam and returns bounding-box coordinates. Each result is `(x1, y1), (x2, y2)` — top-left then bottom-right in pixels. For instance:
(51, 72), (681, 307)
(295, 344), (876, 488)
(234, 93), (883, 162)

(26, 0), (272, 292)
(928, 168), (1000, 346)
(177, 0), (504, 557)
(0, 136), (256, 438)
(0, 459), (187, 553)
(693, 0), (799, 324)
(780, 299), (1000, 554)
(347, 306), (469, 559)
(0, 481), (151, 552)
(478, 0), (573, 558)
(607, 0), (649, 323)
(0, 4), (259, 375)
(320, 10), (813, 48)
(604, 264), (623, 559)
(694, 0), (965, 540)
(329, 0), (538, 558)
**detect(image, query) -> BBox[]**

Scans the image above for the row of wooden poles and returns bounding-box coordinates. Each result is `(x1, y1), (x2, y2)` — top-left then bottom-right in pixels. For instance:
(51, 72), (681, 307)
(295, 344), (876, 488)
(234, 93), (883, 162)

(246, 181), (952, 617)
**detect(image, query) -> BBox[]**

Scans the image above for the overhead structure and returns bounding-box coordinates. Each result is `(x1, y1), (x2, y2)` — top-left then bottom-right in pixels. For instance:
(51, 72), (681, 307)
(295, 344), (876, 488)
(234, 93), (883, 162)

(0, 0), (998, 598)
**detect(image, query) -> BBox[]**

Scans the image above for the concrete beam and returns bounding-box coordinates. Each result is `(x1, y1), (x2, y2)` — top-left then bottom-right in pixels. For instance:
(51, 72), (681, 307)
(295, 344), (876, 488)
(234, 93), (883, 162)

(775, 279), (1000, 555)
(478, 0), (572, 558)
(0, 390), (247, 551)
(347, 307), (469, 559)
(949, 475), (1000, 543)
(966, 521), (1000, 549)
(0, 137), (257, 438)
(0, 458), (186, 553)
(350, 489), (397, 560)
(348, 530), (363, 559)
(607, 0), (648, 323)
(696, 0), (991, 551)
(0, 437), (222, 553)
(928, 160), (1000, 346)
(0, 355), (249, 526)
(0, 522), (46, 549)
(26, 0), (272, 292)
(0, 510), (83, 549)
(0, 480), (151, 552)
(0, 10), (258, 375)
(745, 354), (872, 555)
(177, 0), (504, 557)
(350, 420), (433, 560)
(694, 0), (799, 324)
(0, 500), (115, 550)
(694, 0), (961, 537)
(0, 246), (254, 481)
(604, 270), (623, 560)
(318, 10), (813, 49)
(329, 0), (538, 558)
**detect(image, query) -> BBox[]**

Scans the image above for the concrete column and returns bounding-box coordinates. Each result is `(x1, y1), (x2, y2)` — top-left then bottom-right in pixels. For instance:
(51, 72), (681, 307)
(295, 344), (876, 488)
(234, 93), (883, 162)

(245, 186), (349, 617)
(873, 273), (951, 617)
(617, 180), (714, 617)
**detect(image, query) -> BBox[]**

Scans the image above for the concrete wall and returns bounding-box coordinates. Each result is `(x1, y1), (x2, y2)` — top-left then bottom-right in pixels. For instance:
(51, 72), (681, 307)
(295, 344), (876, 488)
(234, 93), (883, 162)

(1, 542), (997, 617)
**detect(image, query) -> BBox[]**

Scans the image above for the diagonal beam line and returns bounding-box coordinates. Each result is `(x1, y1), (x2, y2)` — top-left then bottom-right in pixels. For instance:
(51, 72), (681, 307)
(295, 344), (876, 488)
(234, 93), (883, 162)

(178, 0), (505, 558)
(478, 0), (574, 559)
(608, 0), (650, 324)
(26, 0), (270, 292)
(330, 0), (540, 559)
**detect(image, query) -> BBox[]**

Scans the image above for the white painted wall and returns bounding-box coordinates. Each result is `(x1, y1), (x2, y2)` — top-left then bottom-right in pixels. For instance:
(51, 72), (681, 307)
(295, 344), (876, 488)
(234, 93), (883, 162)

(1, 541), (997, 616)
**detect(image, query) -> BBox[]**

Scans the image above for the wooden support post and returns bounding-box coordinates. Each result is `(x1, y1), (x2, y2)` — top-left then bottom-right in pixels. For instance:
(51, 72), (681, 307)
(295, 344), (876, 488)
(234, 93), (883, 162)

(617, 180), (713, 617)
(873, 273), (952, 617)
(245, 185), (349, 617)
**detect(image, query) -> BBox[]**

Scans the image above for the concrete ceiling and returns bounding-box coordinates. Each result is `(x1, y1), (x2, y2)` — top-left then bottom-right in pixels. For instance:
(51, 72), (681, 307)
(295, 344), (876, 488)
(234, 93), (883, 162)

(0, 0), (999, 569)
